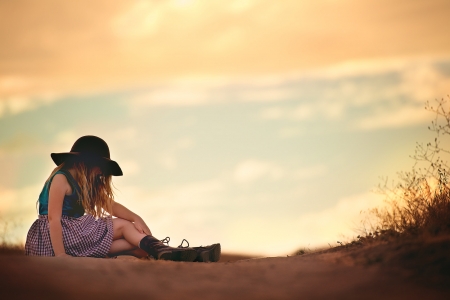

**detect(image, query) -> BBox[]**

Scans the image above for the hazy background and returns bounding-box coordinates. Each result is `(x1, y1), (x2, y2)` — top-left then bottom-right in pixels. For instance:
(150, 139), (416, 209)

(1, 0), (450, 255)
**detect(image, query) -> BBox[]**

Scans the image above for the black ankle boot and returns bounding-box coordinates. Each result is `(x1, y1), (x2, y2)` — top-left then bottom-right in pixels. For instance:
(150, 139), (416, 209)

(139, 236), (197, 262)
(193, 243), (221, 262)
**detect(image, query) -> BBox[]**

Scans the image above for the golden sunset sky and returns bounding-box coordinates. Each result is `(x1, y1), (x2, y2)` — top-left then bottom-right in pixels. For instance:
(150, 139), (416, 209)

(1, 0), (450, 255)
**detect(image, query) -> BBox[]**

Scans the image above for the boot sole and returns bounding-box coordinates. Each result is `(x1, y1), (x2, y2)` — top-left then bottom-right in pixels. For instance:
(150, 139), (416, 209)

(197, 243), (221, 262)
(159, 249), (197, 262)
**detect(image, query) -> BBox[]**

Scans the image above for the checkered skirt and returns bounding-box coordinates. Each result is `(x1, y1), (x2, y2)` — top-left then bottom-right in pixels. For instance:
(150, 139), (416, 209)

(25, 214), (114, 257)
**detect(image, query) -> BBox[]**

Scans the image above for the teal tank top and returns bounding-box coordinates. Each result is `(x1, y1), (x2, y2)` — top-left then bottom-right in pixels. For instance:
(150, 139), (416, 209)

(38, 169), (85, 218)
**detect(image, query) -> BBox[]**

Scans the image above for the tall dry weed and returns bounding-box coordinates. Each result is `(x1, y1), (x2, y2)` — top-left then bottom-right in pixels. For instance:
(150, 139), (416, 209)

(0, 217), (24, 255)
(371, 96), (450, 240)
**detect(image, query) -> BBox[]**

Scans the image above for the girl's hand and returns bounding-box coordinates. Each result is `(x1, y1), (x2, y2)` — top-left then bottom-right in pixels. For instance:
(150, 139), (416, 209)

(111, 202), (152, 235)
(133, 217), (152, 236)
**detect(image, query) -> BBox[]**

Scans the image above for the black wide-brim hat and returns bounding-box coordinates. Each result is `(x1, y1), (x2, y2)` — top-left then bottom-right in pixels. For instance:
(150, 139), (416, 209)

(51, 135), (123, 176)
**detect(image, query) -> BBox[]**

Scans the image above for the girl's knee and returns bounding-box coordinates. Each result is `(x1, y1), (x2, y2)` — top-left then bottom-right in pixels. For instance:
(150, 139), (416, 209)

(113, 217), (131, 226)
(113, 218), (133, 234)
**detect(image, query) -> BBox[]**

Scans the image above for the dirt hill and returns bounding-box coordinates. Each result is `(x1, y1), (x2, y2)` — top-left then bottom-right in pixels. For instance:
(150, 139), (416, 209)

(1, 238), (449, 300)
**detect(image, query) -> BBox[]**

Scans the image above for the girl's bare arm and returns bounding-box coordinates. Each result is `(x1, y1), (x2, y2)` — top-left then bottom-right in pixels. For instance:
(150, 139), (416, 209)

(111, 201), (152, 235)
(48, 174), (72, 257)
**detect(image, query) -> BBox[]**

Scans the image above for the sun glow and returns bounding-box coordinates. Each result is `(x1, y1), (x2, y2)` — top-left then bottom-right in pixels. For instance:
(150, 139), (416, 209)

(173, 0), (194, 8)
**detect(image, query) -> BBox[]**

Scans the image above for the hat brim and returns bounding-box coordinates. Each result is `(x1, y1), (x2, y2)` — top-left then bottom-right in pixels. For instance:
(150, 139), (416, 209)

(51, 152), (123, 176)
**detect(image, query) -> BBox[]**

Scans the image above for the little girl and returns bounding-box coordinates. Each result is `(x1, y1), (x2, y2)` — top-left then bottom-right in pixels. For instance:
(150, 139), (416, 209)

(25, 135), (220, 262)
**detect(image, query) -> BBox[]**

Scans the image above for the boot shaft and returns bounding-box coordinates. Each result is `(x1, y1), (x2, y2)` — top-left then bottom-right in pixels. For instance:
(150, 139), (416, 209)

(139, 235), (197, 262)
(139, 235), (172, 259)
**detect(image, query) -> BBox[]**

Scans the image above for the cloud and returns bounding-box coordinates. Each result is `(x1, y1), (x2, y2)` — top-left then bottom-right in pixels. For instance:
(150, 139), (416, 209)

(399, 61), (450, 104)
(293, 192), (389, 246)
(257, 101), (345, 124)
(293, 165), (328, 180)
(259, 107), (284, 120)
(0, 76), (30, 94)
(278, 127), (304, 138)
(290, 104), (315, 120)
(239, 87), (296, 103)
(223, 191), (387, 255)
(1, 0), (450, 107)
(53, 131), (80, 149)
(113, 0), (164, 39)
(118, 160), (140, 176)
(122, 56), (450, 133)
(234, 159), (284, 183)
(356, 105), (431, 130)
(0, 75), (59, 118)
(149, 180), (224, 208)
(0, 185), (42, 244)
(112, 127), (139, 142)
(154, 136), (196, 170)
(158, 154), (178, 170)
(252, 57), (450, 131)
(131, 85), (210, 107)
(176, 137), (195, 149)
(229, 0), (256, 14)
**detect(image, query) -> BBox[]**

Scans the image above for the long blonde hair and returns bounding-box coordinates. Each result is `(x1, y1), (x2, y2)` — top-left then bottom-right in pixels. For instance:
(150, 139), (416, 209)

(47, 159), (114, 218)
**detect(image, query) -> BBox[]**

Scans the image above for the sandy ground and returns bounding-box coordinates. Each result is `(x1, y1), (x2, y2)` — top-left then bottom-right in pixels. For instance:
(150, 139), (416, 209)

(1, 244), (449, 300)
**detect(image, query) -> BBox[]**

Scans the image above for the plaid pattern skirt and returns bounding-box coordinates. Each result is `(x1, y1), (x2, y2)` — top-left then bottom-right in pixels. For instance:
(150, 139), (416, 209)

(25, 214), (114, 257)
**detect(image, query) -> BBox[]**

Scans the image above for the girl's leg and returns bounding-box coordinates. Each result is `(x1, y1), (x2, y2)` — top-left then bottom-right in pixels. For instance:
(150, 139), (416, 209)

(108, 218), (147, 257)
(112, 217), (147, 245)
(110, 217), (197, 261)
(108, 238), (148, 258)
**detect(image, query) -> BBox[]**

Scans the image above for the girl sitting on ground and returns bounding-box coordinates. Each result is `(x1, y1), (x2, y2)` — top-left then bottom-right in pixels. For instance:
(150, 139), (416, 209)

(25, 135), (220, 262)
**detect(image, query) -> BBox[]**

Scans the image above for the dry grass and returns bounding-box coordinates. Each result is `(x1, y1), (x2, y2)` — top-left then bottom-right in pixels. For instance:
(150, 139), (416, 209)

(366, 97), (450, 241)
(315, 97), (450, 285)
(291, 97), (450, 287)
(0, 217), (24, 255)
(370, 180), (450, 239)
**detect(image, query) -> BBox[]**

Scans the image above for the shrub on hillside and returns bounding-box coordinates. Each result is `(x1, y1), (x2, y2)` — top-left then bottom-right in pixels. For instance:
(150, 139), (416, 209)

(370, 96), (450, 240)
(0, 217), (24, 255)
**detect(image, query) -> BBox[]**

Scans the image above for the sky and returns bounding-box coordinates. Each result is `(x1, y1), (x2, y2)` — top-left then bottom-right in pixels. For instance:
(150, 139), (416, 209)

(1, 0), (450, 256)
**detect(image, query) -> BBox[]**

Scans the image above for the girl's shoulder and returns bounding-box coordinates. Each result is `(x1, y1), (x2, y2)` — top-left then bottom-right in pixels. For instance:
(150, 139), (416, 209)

(48, 170), (70, 184)
(50, 173), (72, 192)
(48, 169), (79, 194)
